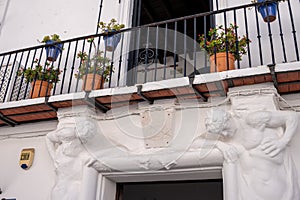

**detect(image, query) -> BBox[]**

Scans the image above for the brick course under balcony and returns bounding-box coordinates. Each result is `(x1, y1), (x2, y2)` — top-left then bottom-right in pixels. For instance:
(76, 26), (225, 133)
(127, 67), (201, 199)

(0, 0), (299, 126)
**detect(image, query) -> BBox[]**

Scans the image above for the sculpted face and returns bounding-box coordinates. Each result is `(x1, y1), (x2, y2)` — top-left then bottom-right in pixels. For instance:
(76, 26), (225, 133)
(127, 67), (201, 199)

(57, 127), (77, 141)
(205, 108), (236, 137)
(222, 128), (232, 137)
(222, 120), (237, 137)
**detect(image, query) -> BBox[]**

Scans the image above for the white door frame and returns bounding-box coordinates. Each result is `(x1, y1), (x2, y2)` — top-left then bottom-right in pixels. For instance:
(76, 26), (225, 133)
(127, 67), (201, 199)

(95, 166), (223, 200)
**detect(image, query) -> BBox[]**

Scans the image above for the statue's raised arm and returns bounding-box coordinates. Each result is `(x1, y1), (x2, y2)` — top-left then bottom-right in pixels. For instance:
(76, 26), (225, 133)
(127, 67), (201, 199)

(246, 111), (298, 157)
(205, 108), (300, 200)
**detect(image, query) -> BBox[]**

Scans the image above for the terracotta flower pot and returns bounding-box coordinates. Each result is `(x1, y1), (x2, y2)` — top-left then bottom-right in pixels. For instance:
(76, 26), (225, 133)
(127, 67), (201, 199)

(30, 80), (53, 98)
(210, 52), (235, 73)
(82, 74), (104, 91)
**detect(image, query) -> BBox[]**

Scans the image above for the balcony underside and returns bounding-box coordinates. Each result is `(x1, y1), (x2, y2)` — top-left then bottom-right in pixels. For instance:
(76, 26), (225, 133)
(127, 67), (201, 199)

(1, 62), (299, 127)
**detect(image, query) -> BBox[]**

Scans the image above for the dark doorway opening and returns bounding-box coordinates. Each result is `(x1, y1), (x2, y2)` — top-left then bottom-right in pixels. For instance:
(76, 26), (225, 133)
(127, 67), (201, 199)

(116, 179), (223, 200)
(133, 0), (213, 27)
(127, 0), (214, 85)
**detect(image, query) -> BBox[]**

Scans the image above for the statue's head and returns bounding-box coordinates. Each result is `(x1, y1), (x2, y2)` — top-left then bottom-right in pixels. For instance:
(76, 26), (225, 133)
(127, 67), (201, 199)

(76, 119), (97, 144)
(205, 108), (235, 137)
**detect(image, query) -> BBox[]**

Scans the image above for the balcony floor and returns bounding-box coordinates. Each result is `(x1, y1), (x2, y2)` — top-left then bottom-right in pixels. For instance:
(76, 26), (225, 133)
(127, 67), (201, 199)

(1, 62), (300, 127)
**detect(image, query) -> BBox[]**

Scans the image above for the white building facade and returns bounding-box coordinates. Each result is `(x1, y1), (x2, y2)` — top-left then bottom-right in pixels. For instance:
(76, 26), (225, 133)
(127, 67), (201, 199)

(1, 0), (300, 199)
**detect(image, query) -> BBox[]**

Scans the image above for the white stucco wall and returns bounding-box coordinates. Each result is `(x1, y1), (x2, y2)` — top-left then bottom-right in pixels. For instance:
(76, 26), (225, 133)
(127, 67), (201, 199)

(1, 0), (300, 198)
(0, 121), (57, 200)
(0, 0), (132, 52)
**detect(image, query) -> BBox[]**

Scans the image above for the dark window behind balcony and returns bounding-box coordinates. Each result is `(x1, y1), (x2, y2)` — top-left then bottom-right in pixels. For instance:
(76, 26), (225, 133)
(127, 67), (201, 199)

(135, 0), (213, 26)
(128, 0), (214, 85)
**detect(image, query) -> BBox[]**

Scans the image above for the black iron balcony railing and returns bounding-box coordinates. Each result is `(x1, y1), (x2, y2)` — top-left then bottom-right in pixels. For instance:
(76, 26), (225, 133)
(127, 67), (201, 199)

(0, 0), (299, 103)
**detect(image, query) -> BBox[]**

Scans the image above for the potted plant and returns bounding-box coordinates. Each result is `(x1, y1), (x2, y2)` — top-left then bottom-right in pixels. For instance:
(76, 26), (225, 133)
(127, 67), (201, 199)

(75, 39), (112, 91)
(40, 34), (63, 62)
(252, 0), (278, 23)
(199, 24), (250, 72)
(17, 59), (61, 98)
(98, 18), (125, 52)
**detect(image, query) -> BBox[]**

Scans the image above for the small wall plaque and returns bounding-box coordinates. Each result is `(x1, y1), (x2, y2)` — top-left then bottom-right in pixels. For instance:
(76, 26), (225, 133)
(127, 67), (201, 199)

(19, 148), (35, 170)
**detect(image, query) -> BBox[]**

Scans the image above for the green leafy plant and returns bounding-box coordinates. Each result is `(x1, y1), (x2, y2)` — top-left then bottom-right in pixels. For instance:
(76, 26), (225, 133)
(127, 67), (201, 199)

(40, 34), (61, 43)
(199, 24), (250, 60)
(75, 38), (113, 82)
(17, 59), (61, 83)
(98, 18), (125, 33)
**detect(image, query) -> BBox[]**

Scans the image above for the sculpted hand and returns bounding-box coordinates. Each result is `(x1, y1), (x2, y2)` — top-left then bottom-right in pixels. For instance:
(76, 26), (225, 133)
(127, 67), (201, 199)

(85, 157), (110, 171)
(85, 157), (97, 167)
(217, 142), (239, 163)
(224, 146), (239, 163)
(261, 137), (287, 158)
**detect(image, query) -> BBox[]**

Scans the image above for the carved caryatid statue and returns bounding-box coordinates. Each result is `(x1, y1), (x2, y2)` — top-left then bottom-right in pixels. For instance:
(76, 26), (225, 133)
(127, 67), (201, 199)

(46, 105), (300, 200)
(205, 109), (300, 200)
(46, 117), (100, 200)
